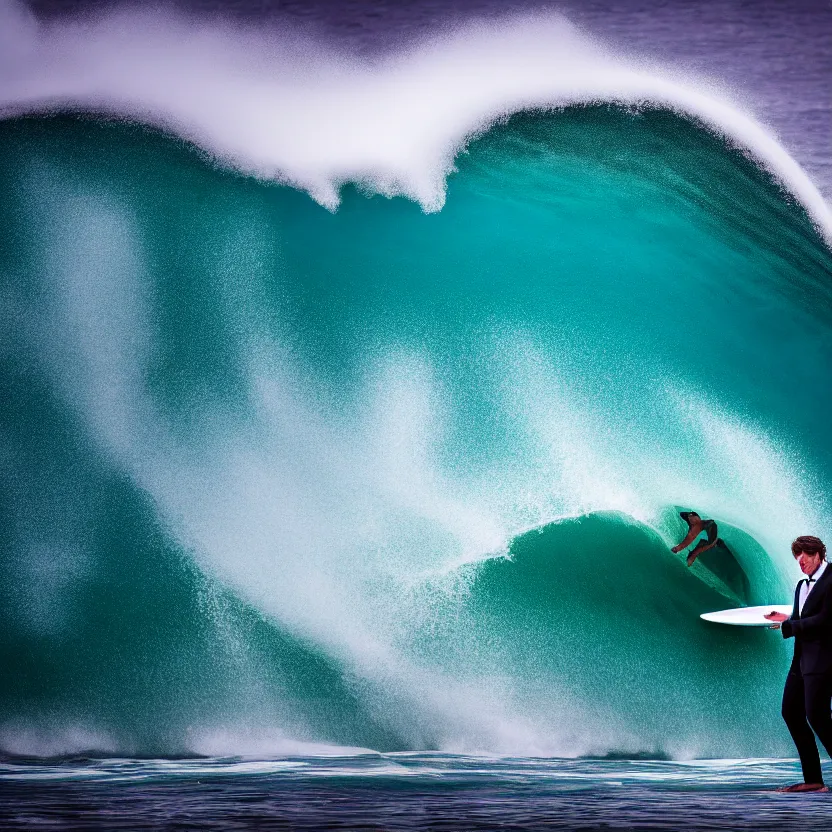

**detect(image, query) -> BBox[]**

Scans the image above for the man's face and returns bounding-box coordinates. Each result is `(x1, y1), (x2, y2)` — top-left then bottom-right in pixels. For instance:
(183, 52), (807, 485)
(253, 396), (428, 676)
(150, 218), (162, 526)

(796, 550), (823, 575)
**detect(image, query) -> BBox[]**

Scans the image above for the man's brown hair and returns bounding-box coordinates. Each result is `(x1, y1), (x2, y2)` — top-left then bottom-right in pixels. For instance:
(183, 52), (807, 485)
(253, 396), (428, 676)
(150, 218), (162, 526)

(791, 536), (827, 559)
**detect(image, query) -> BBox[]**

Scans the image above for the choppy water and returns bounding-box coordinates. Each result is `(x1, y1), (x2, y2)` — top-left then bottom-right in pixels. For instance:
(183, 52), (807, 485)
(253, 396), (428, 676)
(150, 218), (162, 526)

(3, 755), (832, 830)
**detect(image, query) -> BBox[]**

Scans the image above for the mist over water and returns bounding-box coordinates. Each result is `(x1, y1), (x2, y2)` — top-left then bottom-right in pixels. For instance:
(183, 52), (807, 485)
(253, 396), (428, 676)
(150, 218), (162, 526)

(1, 0), (831, 760)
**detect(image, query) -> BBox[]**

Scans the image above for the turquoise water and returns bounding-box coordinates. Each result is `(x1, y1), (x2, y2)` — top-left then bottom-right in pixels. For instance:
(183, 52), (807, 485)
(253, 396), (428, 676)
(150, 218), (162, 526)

(1, 101), (831, 762)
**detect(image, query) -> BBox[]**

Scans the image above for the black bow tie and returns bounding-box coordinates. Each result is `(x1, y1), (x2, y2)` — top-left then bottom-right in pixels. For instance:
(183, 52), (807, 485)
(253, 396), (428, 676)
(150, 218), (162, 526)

(807, 577), (816, 585)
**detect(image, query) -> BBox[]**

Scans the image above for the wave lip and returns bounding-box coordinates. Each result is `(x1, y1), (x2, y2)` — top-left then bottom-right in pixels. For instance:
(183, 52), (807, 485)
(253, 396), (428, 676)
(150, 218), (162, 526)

(0, 3), (829, 241)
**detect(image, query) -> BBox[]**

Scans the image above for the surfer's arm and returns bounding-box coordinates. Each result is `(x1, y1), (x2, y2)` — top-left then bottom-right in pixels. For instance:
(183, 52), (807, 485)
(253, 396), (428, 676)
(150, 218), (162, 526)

(671, 527), (699, 553)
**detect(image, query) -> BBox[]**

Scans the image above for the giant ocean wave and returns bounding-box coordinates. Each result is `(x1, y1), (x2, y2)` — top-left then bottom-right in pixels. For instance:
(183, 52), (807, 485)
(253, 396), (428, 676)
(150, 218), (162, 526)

(1, 2), (832, 760)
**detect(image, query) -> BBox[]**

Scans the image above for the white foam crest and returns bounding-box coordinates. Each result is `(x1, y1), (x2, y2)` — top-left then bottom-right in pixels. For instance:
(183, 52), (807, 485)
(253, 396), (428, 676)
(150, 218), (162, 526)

(0, 1), (829, 241)
(187, 729), (373, 759)
(0, 723), (118, 757)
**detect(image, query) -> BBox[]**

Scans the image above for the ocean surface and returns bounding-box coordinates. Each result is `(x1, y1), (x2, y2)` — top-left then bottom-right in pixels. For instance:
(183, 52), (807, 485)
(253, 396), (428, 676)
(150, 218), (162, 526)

(4, 755), (832, 830)
(1, 0), (831, 828)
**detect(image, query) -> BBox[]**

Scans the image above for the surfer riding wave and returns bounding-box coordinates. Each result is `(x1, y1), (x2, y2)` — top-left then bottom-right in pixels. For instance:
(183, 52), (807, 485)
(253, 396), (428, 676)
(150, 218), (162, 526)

(672, 511), (724, 567)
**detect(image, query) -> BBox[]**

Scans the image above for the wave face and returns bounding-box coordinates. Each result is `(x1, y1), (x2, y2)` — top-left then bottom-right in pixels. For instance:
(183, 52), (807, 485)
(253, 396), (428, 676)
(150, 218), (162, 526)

(1, 100), (831, 759)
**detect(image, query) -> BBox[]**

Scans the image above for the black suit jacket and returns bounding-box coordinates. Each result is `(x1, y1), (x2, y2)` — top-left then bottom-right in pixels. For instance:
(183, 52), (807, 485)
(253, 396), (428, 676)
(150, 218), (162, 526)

(782, 564), (832, 675)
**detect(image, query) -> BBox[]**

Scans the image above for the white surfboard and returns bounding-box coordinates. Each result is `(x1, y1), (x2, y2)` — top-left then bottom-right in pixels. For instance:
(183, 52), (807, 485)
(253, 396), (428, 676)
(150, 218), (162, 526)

(700, 604), (792, 627)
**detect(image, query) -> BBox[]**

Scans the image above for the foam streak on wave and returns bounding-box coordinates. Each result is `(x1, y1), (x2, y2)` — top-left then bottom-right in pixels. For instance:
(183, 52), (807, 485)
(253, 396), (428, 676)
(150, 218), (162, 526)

(0, 0), (829, 241)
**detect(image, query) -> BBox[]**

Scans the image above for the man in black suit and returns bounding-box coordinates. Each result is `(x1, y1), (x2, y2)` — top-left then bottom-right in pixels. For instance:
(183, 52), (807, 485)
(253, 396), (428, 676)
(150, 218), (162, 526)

(765, 536), (832, 792)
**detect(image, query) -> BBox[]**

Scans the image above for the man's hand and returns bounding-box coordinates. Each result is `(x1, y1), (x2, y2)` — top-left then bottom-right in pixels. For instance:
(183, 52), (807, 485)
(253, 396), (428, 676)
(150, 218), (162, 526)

(765, 611), (788, 630)
(671, 545), (681, 554)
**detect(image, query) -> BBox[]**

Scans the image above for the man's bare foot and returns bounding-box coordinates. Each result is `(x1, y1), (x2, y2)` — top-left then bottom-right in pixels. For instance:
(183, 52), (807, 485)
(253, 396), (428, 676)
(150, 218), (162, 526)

(776, 783), (828, 793)
(686, 553), (698, 567)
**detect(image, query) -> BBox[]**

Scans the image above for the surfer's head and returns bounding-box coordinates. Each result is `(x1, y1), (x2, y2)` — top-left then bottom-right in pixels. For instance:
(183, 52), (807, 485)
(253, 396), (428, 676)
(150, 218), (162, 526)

(792, 536), (826, 574)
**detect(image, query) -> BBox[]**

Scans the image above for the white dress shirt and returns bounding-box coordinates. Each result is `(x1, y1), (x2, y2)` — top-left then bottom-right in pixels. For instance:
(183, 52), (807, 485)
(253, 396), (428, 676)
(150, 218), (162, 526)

(799, 560), (827, 615)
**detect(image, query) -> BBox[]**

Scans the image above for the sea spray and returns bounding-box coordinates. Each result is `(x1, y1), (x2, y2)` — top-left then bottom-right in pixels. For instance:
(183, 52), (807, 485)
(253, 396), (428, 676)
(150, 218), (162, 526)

(0, 33), (831, 758)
